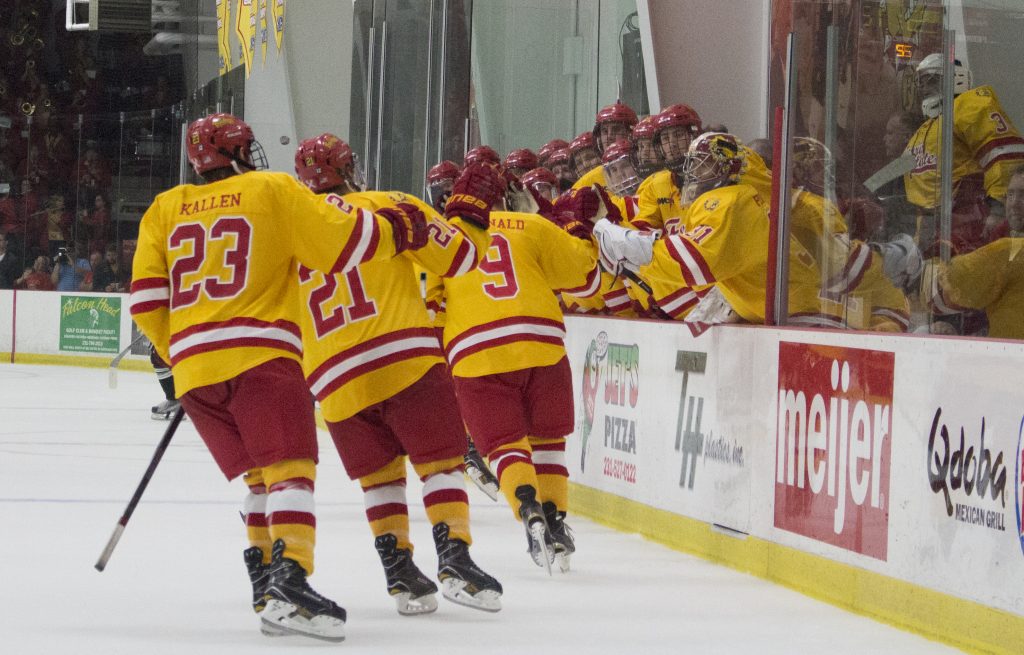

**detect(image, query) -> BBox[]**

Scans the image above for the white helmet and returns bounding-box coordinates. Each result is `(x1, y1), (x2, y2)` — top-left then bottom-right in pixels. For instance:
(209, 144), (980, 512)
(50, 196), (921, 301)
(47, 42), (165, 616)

(916, 53), (973, 119)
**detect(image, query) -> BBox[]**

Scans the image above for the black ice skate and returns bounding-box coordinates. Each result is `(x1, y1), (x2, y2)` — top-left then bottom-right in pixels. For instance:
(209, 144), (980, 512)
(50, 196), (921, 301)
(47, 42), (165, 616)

(464, 436), (500, 501)
(515, 485), (554, 575)
(260, 539), (347, 642)
(244, 546), (287, 637)
(432, 523), (502, 612)
(543, 501), (575, 573)
(151, 399), (180, 420)
(374, 534), (439, 615)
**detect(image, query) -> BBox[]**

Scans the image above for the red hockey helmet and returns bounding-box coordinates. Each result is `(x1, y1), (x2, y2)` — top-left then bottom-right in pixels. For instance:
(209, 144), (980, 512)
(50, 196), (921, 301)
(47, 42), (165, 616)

(593, 102), (639, 153)
(464, 145), (501, 168)
(568, 132), (601, 178)
(186, 113), (266, 175)
(601, 139), (641, 197)
(503, 148), (539, 174)
(632, 115), (659, 141)
(294, 133), (363, 194)
(426, 160), (462, 212)
(655, 104), (702, 173)
(538, 138), (571, 166)
(520, 166), (559, 202)
(631, 115), (663, 178)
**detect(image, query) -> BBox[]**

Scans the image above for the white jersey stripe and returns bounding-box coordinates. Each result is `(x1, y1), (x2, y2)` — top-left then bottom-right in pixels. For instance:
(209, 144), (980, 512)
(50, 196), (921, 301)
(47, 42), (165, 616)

(308, 336), (440, 396)
(129, 286), (170, 309)
(979, 143), (1024, 169)
(532, 451), (567, 467)
(169, 325), (302, 359)
(446, 322), (566, 363)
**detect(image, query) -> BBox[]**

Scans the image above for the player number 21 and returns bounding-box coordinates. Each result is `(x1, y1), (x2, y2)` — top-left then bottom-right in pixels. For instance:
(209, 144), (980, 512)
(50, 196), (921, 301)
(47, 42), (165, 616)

(298, 265), (378, 338)
(169, 216), (252, 308)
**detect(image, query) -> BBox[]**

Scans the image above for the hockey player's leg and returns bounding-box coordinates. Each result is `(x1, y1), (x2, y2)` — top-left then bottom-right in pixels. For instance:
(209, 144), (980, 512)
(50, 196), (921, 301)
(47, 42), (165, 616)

(239, 468), (289, 634)
(259, 459), (347, 642)
(360, 456), (438, 616)
(530, 436), (574, 572)
(488, 439), (554, 573)
(411, 457), (502, 611)
(150, 346), (180, 420)
(464, 434), (500, 500)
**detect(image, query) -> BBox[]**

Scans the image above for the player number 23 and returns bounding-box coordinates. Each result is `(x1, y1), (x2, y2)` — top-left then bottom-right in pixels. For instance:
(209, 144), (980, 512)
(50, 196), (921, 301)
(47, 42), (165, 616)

(169, 217), (252, 307)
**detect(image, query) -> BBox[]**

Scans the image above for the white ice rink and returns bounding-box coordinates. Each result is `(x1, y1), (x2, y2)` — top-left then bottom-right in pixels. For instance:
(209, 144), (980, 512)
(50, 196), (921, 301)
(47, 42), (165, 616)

(0, 363), (960, 654)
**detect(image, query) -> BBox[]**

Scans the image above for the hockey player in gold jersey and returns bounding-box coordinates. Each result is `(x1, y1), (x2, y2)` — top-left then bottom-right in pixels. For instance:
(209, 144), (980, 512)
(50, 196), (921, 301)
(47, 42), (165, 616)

(926, 168), (1024, 339)
(130, 113), (430, 641)
(293, 134), (503, 613)
(434, 179), (603, 573)
(904, 54), (1024, 255)
(594, 132), (845, 329)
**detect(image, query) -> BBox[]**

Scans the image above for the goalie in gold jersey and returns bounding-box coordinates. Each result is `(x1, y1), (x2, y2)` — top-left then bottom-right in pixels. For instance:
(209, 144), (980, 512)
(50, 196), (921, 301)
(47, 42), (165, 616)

(294, 134), (503, 614)
(130, 114), (429, 641)
(594, 132), (846, 329)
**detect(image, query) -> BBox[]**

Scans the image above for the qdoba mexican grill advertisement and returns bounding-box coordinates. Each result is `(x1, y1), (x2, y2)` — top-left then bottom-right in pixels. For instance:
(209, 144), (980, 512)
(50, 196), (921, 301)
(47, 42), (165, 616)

(775, 342), (894, 561)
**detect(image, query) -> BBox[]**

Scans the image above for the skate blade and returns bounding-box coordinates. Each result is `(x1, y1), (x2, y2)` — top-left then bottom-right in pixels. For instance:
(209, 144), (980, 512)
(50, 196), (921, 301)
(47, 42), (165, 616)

(441, 579), (502, 612)
(259, 621), (290, 637)
(555, 551), (572, 573)
(260, 599), (346, 643)
(394, 591), (438, 616)
(529, 523), (553, 576)
(465, 467), (500, 502)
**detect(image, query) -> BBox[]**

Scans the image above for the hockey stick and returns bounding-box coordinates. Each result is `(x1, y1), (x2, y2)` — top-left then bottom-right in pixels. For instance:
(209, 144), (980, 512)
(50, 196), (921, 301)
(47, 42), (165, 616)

(95, 406), (185, 571)
(108, 333), (148, 389)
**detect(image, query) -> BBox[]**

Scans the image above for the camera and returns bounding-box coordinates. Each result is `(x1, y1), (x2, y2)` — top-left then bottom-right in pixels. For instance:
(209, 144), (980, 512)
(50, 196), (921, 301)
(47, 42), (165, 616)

(55, 247), (69, 265)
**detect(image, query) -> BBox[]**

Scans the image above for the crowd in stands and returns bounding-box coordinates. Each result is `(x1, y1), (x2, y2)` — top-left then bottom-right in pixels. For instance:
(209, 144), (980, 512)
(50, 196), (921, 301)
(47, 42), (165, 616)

(0, 0), (183, 291)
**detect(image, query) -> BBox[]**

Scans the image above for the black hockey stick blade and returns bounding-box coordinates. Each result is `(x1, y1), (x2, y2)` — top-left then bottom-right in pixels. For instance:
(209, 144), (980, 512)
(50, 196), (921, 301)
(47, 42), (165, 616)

(95, 406), (185, 571)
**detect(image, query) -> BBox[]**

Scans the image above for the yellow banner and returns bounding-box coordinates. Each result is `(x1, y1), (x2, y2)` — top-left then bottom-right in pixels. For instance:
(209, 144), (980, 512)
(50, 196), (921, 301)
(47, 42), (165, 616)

(259, 0), (269, 67)
(216, 0), (232, 74)
(235, 0), (254, 78)
(270, 0), (285, 55)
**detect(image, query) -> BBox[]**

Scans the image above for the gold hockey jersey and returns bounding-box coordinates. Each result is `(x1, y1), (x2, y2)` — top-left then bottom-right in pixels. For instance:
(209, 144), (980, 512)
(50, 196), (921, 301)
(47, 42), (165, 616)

(904, 85), (1024, 209)
(637, 184), (843, 328)
(297, 190), (489, 422)
(936, 237), (1024, 339)
(130, 171), (399, 396)
(440, 211), (601, 378)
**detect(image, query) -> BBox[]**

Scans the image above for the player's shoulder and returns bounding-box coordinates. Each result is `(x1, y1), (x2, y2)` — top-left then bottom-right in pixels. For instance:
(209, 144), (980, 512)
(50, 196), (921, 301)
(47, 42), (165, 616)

(572, 166), (606, 191)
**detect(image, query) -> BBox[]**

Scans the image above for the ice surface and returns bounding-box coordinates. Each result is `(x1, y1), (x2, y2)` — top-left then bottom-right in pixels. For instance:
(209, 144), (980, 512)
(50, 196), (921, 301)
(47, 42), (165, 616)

(0, 364), (958, 654)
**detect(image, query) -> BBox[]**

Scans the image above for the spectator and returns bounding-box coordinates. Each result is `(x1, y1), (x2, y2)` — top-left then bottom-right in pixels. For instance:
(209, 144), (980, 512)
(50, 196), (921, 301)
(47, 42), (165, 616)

(80, 249), (102, 291)
(79, 193), (110, 251)
(0, 182), (19, 237)
(42, 194), (72, 256)
(50, 242), (89, 291)
(0, 232), (21, 288)
(91, 243), (128, 292)
(16, 255), (55, 291)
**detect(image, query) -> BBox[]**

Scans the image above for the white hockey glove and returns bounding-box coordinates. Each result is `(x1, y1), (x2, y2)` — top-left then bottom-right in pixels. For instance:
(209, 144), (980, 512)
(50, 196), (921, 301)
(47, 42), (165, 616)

(869, 233), (923, 289)
(592, 218), (656, 274)
(684, 286), (738, 326)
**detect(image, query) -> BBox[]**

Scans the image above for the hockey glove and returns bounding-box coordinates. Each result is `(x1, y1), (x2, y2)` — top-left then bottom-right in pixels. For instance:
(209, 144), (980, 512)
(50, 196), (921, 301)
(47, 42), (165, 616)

(593, 218), (655, 273)
(445, 163), (504, 229)
(378, 202), (429, 254)
(592, 184), (624, 223)
(551, 187), (601, 224)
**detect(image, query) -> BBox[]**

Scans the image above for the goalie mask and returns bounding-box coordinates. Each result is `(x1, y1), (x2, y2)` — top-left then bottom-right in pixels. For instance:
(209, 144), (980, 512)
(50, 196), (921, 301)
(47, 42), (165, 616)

(601, 139), (642, 197)
(791, 136), (835, 198)
(186, 113), (268, 176)
(294, 133), (366, 194)
(916, 53), (973, 119)
(425, 160), (461, 212)
(679, 132), (743, 204)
